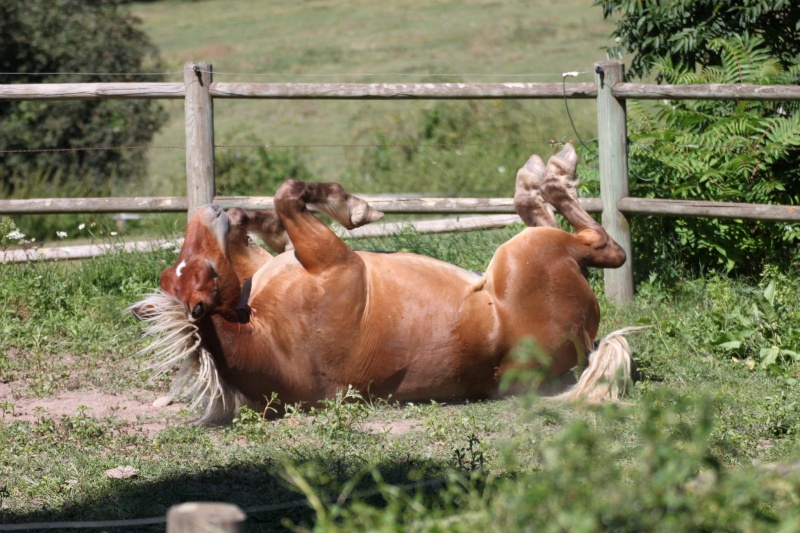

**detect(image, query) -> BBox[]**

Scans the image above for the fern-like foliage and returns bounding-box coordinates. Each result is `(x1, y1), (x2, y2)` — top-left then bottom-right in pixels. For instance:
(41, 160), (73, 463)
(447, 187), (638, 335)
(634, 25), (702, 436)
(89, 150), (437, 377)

(597, 0), (800, 80)
(600, 35), (800, 276)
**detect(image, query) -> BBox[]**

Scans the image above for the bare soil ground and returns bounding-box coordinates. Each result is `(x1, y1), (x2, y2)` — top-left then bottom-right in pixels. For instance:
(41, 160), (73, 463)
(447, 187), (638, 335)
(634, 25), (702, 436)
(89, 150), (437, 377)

(0, 381), (189, 435)
(0, 381), (428, 437)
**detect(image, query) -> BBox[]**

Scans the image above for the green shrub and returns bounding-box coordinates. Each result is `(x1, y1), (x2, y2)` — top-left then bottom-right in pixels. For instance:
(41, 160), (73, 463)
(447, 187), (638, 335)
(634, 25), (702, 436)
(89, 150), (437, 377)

(283, 393), (800, 532)
(215, 141), (312, 196)
(0, 0), (166, 199)
(346, 101), (542, 197)
(579, 35), (800, 277)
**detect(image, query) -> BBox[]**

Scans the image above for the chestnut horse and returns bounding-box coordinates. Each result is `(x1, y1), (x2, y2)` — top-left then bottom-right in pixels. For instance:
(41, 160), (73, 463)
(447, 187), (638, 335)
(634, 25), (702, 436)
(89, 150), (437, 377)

(132, 143), (636, 423)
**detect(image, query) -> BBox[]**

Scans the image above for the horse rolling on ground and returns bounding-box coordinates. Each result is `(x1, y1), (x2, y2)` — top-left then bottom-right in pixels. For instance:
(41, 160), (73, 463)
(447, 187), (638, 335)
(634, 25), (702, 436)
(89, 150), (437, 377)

(132, 143), (640, 423)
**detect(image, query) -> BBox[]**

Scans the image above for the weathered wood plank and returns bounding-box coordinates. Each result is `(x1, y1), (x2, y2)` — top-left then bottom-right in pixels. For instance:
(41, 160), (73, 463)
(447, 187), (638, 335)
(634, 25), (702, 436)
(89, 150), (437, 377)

(210, 82), (598, 99)
(184, 63), (215, 215)
(0, 83), (185, 100)
(1, 215), (524, 263)
(595, 60), (633, 304)
(618, 197), (800, 221)
(1, 239), (182, 263)
(0, 196), (602, 215)
(3, 81), (798, 102)
(5, 196), (797, 221)
(0, 197), (188, 214)
(613, 83), (800, 101)
(166, 502), (245, 533)
(335, 214), (523, 238)
(216, 196), (604, 214)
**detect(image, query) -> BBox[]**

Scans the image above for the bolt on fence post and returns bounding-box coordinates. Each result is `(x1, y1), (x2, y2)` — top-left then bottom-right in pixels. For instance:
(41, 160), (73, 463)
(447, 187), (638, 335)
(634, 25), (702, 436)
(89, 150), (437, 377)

(184, 62), (215, 218)
(595, 60), (633, 303)
(166, 502), (246, 533)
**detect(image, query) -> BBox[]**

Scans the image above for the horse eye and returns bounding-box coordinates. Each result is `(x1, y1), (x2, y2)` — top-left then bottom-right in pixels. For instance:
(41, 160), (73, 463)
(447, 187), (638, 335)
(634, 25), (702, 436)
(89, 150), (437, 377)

(191, 302), (205, 319)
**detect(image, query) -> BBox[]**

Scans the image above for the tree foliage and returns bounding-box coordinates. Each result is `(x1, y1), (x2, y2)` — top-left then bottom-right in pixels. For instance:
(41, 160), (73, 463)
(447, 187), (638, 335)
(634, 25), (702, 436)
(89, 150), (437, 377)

(0, 0), (166, 199)
(596, 0), (800, 79)
(592, 1), (800, 276)
(619, 36), (800, 274)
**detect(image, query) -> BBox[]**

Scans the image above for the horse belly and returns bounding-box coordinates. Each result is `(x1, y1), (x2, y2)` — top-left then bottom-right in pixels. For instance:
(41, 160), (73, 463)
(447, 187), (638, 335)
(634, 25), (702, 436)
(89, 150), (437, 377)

(355, 254), (501, 400)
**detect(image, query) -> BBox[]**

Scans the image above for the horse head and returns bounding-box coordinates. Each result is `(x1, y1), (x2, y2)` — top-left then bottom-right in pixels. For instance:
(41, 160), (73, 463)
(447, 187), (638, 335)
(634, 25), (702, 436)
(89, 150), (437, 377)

(159, 205), (247, 323)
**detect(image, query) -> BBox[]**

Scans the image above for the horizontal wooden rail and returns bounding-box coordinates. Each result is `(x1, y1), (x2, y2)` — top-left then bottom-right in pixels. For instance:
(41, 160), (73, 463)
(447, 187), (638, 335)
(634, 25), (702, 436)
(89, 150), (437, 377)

(6, 195), (800, 220)
(0, 197), (188, 214)
(613, 83), (800, 101)
(0, 196), (603, 215)
(0, 83), (185, 100)
(7, 82), (800, 103)
(618, 197), (800, 220)
(0, 82), (598, 101)
(210, 82), (597, 99)
(1, 215), (524, 263)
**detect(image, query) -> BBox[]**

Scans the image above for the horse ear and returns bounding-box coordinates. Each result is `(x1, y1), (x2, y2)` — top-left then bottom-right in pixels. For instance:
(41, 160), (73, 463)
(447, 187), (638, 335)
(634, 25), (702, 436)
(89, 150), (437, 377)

(204, 258), (219, 279)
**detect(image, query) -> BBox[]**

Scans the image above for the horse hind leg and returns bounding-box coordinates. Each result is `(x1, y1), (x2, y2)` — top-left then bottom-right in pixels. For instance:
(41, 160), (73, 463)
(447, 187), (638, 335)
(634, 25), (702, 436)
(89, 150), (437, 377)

(513, 153), (558, 228)
(539, 143), (626, 269)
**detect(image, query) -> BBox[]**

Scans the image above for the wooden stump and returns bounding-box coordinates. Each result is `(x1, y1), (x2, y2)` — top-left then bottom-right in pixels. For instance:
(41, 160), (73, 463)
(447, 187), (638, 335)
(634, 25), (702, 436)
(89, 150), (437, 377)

(166, 502), (246, 533)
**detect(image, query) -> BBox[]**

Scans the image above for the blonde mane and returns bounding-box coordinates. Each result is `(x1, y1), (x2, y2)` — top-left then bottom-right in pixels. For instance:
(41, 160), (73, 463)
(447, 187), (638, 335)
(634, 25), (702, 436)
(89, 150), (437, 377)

(129, 292), (248, 424)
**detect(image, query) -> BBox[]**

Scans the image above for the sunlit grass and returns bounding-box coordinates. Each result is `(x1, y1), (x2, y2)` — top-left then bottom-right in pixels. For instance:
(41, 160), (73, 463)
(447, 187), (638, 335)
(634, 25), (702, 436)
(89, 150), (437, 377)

(130, 0), (615, 196)
(1, 226), (799, 528)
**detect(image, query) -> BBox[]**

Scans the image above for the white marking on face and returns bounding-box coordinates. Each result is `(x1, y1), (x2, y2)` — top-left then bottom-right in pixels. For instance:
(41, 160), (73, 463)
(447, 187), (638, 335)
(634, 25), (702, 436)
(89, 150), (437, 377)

(176, 260), (187, 278)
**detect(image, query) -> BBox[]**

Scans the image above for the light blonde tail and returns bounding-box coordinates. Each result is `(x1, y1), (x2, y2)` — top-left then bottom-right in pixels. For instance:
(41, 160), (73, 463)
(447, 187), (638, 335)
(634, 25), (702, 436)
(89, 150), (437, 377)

(553, 326), (651, 403)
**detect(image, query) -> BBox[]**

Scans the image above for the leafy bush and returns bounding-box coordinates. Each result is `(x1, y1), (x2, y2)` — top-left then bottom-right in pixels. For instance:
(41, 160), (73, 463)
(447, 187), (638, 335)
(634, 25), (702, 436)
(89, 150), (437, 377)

(347, 101), (537, 197)
(579, 35), (800, 276)
(215, 141), (312, 196)
(0, 0), (166, 213)
(596, 0), (800, 79)
(284, 394), (800, 532)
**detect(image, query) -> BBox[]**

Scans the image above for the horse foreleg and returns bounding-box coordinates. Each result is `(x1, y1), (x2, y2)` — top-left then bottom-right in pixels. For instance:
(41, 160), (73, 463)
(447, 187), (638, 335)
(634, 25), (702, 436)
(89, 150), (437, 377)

(226, 207), (290, 254)
(540, 144), (626, 269)
(273, 179), (383, 273)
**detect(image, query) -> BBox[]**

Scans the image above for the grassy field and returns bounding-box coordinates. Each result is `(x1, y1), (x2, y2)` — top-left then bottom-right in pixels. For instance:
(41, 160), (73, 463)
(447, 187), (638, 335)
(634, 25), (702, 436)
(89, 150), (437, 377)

(1, 226), (799, 530)
(1, 1), (799, 531)
(130, 0), (616, 196)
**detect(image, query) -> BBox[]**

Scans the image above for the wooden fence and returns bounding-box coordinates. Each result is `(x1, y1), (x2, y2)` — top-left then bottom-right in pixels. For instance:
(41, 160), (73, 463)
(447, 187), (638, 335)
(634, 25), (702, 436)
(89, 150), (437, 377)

(3, 60), (800, 302)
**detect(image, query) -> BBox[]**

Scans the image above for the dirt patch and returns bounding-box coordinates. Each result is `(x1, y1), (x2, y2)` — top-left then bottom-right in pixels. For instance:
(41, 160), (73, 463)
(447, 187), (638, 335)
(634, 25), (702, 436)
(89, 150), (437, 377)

(360, 419), (421, 435)
(0, 382), (188, 434)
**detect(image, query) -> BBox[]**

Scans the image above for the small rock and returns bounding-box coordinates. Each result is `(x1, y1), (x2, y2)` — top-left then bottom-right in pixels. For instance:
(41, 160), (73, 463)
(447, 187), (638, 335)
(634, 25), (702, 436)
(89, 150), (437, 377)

(153, 396), (173, 408)
(105, 466), (139, 480)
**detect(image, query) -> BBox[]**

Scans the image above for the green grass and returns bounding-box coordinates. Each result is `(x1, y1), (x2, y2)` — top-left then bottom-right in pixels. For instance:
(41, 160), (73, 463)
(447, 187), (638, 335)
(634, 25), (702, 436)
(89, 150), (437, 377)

(1, 229), (799, 531)
(129, 0), (616, 196)
(2, 2), (799, 530)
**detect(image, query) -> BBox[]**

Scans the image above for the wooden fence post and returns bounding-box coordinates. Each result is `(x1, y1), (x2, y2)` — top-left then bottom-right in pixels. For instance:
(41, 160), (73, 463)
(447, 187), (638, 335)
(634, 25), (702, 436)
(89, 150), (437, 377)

(166, 502), (246, 532)
(184, 62), (215, 217)
(595, 60), (633, 303)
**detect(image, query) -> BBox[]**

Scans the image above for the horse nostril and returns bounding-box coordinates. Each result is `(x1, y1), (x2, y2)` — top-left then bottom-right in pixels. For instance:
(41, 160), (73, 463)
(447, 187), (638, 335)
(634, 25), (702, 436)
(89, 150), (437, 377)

(191, 302), (205, 319)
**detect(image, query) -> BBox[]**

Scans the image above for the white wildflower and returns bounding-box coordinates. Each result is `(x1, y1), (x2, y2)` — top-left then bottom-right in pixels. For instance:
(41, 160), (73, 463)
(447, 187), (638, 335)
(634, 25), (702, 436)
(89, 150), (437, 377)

(56, 231), (67, 239)
(110, 231), (118, 236)
(5, 230), (25, 241)
(78, 223), (86, 230)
